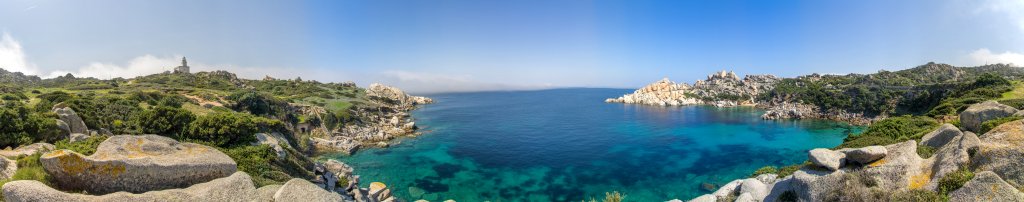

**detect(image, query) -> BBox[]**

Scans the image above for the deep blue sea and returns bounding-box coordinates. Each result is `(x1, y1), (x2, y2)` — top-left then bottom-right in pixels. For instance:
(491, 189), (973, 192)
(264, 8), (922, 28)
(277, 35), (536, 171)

(331, 88), (859, 201)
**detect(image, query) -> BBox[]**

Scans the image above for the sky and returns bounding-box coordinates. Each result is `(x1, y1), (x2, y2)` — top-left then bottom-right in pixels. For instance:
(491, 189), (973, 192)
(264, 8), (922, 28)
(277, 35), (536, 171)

(1, 0), (1023, 94)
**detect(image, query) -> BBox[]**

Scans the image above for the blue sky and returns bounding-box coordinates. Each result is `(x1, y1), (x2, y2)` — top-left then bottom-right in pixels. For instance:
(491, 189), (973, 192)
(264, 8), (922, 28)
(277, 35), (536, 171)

(1, 0), (1023, 93)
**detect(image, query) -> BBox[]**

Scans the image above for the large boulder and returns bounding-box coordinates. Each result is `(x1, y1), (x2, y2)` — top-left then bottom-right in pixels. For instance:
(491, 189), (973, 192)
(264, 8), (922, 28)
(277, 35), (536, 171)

(960, 101), (1018, 133)
(711, 179), (742, 198)
(972, 120), (1024, 187)
(52, 107), (88, 135)
(324, 159), (354, 180)
(2, 171), (257, 202)
(920, 124), (963, 148)
(808, 148), (845, 171)
(842, 146), (887, 164)
(687, 194), (716, 202)
(924, 129), (978, 190)
(739, 178), (768, 200)
(789, 141), (923, 201)
(949, 171), (1024, 202)
(273, 178), (343, 202)
(0, 143), (56, 158)
(40, 135), (237, 194)
(252, 185), (282, 202)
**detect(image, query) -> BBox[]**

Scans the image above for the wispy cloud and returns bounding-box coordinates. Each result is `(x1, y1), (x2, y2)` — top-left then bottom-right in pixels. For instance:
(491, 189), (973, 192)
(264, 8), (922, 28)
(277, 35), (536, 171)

(968, 48), (1024, 66)
(0, 32), (39, 75)
(976, 0), (1024, 32)
(375, 70), (550, 94)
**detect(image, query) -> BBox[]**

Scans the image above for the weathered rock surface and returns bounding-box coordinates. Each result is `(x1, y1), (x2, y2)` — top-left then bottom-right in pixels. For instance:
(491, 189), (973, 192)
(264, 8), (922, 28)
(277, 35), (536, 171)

(253, 133), (289, 159)
(53, 106), (88, 135)
(842, 146), (887, 164)
(325, 159), (354, 181)
(739, 178), (768, 200)
(923, 130), (978, 190)
(687, 194), (716, 202)
(972, 119), (1024, 187)
(949, 171), (1024, 202)
(2, 171), (256, 202)
(0, 143), (55, 158)
(808, 148), (845, 170)
(920, 124), (963, 148)
(734, 192), (755, 202)
(312, 84), (431, 155)
(273, 178), (342, 202)
(252, 185), (282, 202)
(0, 157), (16, 180)
(40, 135), (237, 194)
(711, 179), (743, 198)
(960, 101), (1018, 133)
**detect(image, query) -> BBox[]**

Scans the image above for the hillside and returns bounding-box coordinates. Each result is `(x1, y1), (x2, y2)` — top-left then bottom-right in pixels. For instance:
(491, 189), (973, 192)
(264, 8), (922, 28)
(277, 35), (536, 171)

(0, 68), (429, 201)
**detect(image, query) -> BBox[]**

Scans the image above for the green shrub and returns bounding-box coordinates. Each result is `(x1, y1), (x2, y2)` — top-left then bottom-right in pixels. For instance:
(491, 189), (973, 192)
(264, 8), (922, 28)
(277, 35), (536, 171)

(838, 135), (897, 149)
(584, 191), (625, 202)
(227, 90), (288, 117)
(0, 103), (64, 147)
(937, 166), (974, 195)
(751, 166), (779, 177)
(184, 112), (258, 147)
(979, 116), (1023, 134)
(132, 106), (195, 137)
(55, 135), (109, 156)
(837, 116), (938, 149)
(777, 162), (808, 178)
(220, 145), (276, 187)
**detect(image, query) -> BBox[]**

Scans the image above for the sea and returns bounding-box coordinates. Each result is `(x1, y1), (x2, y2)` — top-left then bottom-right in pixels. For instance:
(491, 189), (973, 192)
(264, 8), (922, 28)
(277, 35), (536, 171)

(330, 88), (859, 201)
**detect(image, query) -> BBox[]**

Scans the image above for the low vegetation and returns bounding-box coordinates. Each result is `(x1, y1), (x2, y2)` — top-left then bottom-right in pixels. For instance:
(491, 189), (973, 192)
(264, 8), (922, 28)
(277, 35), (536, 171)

(979, 116), (1023, 134)
(837, 116), (939, 149)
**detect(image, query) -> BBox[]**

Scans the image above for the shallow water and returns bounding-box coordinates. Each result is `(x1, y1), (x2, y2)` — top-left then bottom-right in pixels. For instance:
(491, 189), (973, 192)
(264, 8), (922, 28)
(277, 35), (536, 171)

(331, 88), (859, 201)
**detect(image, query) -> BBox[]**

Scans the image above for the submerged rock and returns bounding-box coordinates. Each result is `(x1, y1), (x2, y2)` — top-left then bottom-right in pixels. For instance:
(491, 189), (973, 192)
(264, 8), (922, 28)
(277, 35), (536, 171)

(2, 171), (256, 202)
(40, 135), (236, 194)
(949, 171), (1024, 202)
(960, 101), (1018, 133)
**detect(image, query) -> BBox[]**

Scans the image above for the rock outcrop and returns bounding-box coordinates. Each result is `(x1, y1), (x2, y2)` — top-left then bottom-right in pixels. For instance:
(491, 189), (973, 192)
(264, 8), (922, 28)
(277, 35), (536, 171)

(40, 135), (236, 194)
(972, 119), (1024, 187)
(808, 148), (845, 171)
(0, 158), (16, 180)
(949, 171), (1024, 202)
(605, 71), (779, 107)
(253, 133), (289, 159)
(311, 84), (431, 155)
(52, 106), (88, 135)
(273, 178), (343, 202)
(2, 171), (257, 202)
(960, 101), (1018, 133)
(0, 143), (55, 158)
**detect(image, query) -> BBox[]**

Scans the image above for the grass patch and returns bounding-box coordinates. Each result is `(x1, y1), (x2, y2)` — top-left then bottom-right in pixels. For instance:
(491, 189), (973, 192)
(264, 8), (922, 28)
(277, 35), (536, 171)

(0, 154), (55, 199)
(1000, 81), (1024, 100)
(937, 166), (974, 195)
(54, 135), (109, 156)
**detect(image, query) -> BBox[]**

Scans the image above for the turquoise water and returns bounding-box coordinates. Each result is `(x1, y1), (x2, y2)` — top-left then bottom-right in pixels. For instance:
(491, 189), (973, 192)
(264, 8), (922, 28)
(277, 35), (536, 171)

(331, 88), (859, 201)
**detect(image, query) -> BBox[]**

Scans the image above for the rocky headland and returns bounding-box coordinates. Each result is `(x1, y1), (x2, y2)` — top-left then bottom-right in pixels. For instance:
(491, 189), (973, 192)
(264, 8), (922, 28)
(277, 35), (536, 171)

(310, 83), (433, 155)
(605, 70), (779, 107)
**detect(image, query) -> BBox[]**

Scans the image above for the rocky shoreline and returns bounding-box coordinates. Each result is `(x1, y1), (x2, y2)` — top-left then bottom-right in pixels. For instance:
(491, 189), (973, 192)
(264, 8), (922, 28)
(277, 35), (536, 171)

(678, 100), (1024, 202)
(310, 83), (433, 155)
(606, 71), (880, 125)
